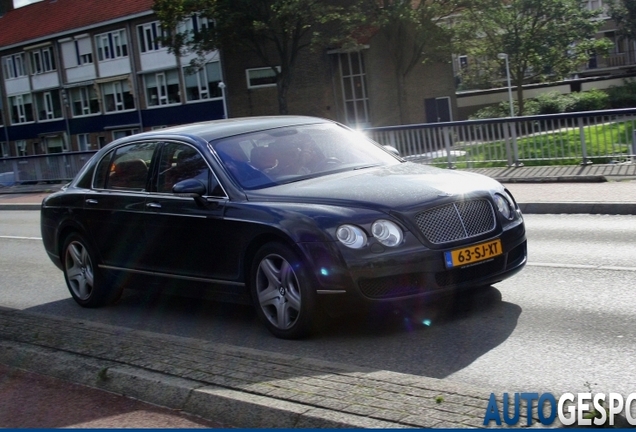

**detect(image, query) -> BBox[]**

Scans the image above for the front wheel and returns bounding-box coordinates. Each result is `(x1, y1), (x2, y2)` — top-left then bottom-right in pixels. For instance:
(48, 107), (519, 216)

(62, 233), (122, 308)
(250, 243), (316, 339)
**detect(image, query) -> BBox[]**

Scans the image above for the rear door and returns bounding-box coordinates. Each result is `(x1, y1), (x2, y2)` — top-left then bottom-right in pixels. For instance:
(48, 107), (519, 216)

(83, 141), (157, 270)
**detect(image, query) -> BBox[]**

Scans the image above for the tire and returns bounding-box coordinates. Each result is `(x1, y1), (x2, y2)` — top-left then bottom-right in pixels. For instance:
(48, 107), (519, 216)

(250, 242), (317, 339)
(62, 233), (122, 308)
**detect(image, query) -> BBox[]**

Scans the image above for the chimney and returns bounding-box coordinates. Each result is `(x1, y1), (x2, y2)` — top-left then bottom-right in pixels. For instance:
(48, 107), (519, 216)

(0, 0), (14, 17)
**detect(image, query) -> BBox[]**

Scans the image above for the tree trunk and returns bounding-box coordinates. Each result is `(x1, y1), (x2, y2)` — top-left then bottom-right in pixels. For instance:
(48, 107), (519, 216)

(515, 77), (524, 116)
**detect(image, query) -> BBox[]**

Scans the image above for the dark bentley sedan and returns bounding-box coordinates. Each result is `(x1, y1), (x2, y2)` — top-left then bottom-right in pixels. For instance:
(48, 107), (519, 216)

(41, 116), (526, 339)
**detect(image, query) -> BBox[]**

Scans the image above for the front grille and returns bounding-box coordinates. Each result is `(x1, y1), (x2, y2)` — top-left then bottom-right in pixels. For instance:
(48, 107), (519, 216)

(415, 199), (495, 244)
(435, 257), (505, 287)
(359, 273), (428, 299)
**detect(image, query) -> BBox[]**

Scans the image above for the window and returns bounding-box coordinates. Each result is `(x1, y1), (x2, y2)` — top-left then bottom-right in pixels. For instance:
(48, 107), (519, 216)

(145, 70), (181, 106)
(94, 142), (156, 190)
(339, 51), (370, 126)
(156, 143), (212, 194)
(101, 80), (135, 112)
(75, 37), (93, 65)
(138, 22), (165, 53)
(96, 30), (128, 61)
(184, 62), (222, 101)
(70, 85), (100, 116)
(112, 129), (139, 140)
(78, 134), (91, 151)
(44, 135), (66, 154)
(34, 90), (63, 121)
(10, 94), (34, 124)
(177, 14), (211, 43)
(15, 140), (27, 156)
(2, 53), (27, 79)
(30, 46), (56, 74)
(246, 67), (279, 89)
(0, 142), (9, 158)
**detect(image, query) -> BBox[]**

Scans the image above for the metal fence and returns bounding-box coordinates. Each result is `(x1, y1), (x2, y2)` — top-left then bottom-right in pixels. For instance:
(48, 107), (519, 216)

(365, 108), (636, 168)
(0, 151), (97, 185)
(2, 108), (636, 185)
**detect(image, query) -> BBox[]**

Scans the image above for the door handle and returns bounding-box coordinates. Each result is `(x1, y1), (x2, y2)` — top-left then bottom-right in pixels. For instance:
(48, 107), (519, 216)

(85, 199), (98, 205)
(146, 202), (162, 209)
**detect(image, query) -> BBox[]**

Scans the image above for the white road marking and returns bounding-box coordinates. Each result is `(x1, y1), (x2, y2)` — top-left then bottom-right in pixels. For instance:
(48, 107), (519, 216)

(0, 235), (42, 241)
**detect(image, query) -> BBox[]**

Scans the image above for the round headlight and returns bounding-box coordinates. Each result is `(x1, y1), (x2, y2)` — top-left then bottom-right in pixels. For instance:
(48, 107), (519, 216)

(336, 225), (367, 249)
(371, 219), (403, 247)
(494, 193), (513, 220)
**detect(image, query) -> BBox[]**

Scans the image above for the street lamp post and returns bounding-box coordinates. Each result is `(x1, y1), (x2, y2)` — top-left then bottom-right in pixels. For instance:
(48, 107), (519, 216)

(218, 81), (228, 119)
(497, 53), (522, 167)
(497, 53), (514, 117)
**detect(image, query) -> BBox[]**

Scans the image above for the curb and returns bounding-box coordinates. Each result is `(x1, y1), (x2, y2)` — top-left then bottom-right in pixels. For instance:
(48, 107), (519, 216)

(0, 309), (499, 429)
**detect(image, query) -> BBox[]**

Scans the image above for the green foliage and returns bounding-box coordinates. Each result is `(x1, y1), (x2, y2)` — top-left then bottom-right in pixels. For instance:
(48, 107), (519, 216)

(455, 0), (611, 114)
(607, 79), (636, 108)
(608, 0), (636, 41)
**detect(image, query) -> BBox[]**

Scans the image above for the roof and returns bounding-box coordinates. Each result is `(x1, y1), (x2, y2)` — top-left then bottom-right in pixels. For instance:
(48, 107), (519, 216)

(0, 0), (154, 49)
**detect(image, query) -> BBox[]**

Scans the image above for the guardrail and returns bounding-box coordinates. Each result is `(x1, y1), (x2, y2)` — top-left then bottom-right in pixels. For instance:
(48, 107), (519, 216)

(365, 108), (636, 168)
(0, 151), (97, 186)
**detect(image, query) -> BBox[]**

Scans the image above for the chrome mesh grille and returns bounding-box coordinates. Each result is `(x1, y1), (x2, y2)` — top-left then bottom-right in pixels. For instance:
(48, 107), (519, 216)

(415, 199), (495, 244)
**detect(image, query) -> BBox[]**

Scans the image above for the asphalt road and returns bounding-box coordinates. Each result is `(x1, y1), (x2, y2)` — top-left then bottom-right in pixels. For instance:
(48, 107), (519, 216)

(1, 211), (634, 398)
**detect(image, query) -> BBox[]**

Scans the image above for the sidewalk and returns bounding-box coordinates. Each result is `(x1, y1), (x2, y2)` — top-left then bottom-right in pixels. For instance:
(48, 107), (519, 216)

(0, 164), (634, 428)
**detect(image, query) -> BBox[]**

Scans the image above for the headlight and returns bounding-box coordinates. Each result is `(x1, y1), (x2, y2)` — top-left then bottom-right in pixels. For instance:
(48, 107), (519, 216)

(371, 219), (403, 247)
(336, 225), (367, 249)
(494, 193), (514, 220)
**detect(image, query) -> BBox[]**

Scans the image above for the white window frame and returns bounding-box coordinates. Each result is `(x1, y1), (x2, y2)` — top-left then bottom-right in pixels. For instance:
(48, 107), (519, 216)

(101, 80), (134, 113)
(177, 15), (211, 43)
(112, 128), (139, 140)
(30, 46), (56, 74)
(183, 61), (222, 102)
(70, 85), (100, 117)
(246, 66), (280, 89)
(96, 29), (128, 61)
(144, 70), (180, 107)
(10, 94), (34, 124)
(2, 53), (27, 79)
(138, 21), (165, 53)
(75, 37), (93, 65)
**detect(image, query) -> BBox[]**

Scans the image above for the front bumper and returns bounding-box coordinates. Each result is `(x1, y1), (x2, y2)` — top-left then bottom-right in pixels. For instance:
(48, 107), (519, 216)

(299, 220), (527, 305)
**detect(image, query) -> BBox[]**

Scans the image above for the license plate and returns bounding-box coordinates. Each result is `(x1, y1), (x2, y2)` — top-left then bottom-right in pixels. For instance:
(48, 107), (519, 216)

(444, 239), (502, 269)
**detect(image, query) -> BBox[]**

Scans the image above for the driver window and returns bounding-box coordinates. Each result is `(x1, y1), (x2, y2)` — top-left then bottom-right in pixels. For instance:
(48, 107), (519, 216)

(156, 143), (210, 194)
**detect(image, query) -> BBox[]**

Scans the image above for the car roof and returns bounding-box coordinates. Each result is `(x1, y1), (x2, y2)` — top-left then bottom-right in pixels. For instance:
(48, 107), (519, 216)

(130, 116), (332, 143)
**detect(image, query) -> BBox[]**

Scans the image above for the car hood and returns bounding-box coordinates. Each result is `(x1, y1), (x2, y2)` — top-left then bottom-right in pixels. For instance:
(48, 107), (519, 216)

(246, 162), (503, 210)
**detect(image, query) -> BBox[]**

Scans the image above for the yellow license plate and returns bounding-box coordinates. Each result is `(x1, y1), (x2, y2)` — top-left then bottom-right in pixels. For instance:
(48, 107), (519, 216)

(444, 239), (502, 269)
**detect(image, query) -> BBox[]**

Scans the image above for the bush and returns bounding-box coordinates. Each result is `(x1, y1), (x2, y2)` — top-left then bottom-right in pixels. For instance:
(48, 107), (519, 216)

(562, 90), (609, 112)
(607, 80), (636, 109)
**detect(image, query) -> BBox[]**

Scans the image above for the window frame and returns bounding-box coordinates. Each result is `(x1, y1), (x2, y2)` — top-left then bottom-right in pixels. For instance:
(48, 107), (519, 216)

(101, 80), (135, 113)
(246, 66), (280, 89)
(95, 29), (129, 62)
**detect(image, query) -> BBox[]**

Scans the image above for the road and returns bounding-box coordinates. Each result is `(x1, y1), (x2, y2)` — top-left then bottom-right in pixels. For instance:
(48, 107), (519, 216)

(1, 211), (635, 398)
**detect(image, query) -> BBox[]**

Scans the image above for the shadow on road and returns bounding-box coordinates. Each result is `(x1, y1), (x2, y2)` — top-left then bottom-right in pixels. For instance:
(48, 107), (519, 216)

(24, 285), (521, 380)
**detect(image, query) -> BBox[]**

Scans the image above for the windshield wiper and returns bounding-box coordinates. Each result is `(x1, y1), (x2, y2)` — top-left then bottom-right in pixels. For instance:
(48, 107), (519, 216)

(353, 163), (381, 170)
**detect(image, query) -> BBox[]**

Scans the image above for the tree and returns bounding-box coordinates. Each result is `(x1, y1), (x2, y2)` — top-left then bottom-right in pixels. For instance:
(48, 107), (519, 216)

(455, 0), (611, 115)
(608, 0), (636, 41)
(367, 0), (464, 123)
(153, 0), (366, 115)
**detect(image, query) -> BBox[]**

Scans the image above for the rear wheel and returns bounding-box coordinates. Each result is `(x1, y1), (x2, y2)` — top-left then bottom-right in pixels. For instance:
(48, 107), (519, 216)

(62, 233), (122, 308)
(250, 243), (316, 339)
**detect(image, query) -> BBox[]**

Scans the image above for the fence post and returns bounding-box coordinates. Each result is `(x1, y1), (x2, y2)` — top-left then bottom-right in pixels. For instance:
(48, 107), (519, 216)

(510, 121), (522, 167)
(503, 122), (513, 168)
(579, 117), (591, 165)
(632, 130), (636, 163)
(444, 127), (454, 169)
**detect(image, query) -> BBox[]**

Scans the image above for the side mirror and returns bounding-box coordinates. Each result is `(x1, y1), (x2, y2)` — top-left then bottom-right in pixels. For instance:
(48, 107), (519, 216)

(384, 145), (400, 156)
(173, 178), (207, 195)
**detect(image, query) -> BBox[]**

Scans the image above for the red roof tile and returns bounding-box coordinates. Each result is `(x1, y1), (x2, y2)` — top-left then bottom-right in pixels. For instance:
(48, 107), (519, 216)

(0, 0), (154, 48)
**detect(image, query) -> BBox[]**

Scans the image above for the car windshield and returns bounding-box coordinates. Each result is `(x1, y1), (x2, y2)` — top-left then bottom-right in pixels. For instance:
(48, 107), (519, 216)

(211, 123), (401, 190)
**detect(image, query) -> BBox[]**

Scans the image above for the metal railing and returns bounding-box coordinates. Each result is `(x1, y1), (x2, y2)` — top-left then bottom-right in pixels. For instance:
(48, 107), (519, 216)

(2, 109), (636, 185)
(365, 108), (636, 168)
(0, 151), (96, 185)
